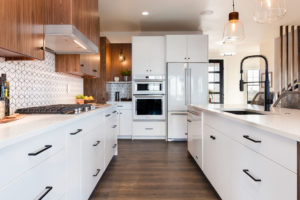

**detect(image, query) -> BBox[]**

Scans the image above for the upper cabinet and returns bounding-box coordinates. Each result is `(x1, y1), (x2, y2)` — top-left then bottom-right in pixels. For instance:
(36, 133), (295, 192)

(0, 0), (45, 60)
(132, 36), (165, 75)
(166, 35), (208, 63)
(44, 0), (99, 54)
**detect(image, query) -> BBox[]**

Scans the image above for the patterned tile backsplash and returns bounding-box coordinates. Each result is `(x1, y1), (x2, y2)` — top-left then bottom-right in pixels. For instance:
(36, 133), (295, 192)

(0, 52), (83, 114)
(106, 82), (132, 101)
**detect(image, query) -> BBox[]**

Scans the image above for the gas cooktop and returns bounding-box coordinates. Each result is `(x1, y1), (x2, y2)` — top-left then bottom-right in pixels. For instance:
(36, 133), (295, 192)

(15, 104), (96, 115)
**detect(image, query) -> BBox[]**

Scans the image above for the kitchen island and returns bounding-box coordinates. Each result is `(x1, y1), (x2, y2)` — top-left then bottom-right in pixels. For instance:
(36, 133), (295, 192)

(187, 104), (300, 200)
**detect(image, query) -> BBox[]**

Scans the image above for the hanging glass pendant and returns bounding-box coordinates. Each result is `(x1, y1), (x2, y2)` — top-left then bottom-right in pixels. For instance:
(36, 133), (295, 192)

(253, 0), (287, 23)
(223, 1), (245, 42)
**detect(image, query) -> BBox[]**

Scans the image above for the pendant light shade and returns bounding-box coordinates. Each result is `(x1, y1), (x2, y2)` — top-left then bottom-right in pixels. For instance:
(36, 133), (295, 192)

(223, 1), (245, 42)
(253, 0), (287, 23)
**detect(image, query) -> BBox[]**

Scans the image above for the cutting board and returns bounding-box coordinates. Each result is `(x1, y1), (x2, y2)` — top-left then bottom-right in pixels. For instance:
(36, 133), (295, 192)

(0, 114), (26, 124)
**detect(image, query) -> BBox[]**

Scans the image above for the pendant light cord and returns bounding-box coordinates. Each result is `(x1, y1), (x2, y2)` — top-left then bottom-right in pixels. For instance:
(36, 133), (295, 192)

(232, 0), (235, 11)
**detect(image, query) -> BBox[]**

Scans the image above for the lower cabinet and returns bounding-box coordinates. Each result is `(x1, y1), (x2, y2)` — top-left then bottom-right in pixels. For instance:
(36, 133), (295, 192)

(202, 124), (297, 200)
(133, 121), (166, 139)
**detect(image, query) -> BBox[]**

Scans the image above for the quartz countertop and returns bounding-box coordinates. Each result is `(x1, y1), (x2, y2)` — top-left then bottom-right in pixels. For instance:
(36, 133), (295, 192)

(0, 104), (113, 149)
(188, 104), (300, 142)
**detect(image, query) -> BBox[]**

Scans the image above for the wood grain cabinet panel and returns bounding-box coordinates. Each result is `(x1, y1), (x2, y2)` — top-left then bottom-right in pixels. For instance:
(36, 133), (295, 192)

(0, 0), (45, 60)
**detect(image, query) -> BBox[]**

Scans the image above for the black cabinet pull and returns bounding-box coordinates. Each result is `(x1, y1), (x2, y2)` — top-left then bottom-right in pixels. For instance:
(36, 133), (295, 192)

(93, 141), (101, 147)
(112, 125), (117, 128)
(37, 186), (53, 200)
(105, 114), (111, 117)
(112, 144), (117, 149)
(112, 111), (117, 114)
(243, 169), (261, 182)
(187, 119), (192, 123)
(80, 64), (84, 67)
(93, 169), (101, 177)
(210, 135), (216, 140)
(243, 135), (261, 143)
(70, 129), (82, 135)
(28, 145), (52, 156)
(93, 69), (97, 72)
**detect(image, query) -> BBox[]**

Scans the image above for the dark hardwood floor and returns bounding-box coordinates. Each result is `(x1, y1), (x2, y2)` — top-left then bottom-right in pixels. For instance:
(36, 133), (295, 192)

(90, 140), (220, 200)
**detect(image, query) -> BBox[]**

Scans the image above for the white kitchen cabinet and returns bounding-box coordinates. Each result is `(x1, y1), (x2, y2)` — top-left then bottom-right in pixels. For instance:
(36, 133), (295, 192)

(168, 112), (187, 141)
(132, 36), (165, 75)
(119, 109), (133, 137)
(0, 150), (66, 200)
(166, 35), (208, 63)
(133, 121), (166, 139)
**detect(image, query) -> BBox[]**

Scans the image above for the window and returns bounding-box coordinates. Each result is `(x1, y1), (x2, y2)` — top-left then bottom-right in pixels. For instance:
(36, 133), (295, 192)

(247, 69), (260, 103)
(208, 60), (224, 104)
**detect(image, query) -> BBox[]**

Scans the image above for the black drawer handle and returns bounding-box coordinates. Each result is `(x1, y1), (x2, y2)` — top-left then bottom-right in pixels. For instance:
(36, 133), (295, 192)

(112, 111), (117, 114)
(210, 135), (216, 140)
(187, 119), (192, 123)
(93, 69), (97, 72)
(28, 145), (52, 156)
(93, 141), (101, 147)
(80, 64), (84, 67)
(243, 169), (261, 182)
(112, 144), (117, 149)
(37, 186), (53, 200)
(105, 114), (111, 117)
(243, 135), (261, 143)
(70, 129), (82, 135)
(112, 125), (117, 128)
(93, 169), (101, 177)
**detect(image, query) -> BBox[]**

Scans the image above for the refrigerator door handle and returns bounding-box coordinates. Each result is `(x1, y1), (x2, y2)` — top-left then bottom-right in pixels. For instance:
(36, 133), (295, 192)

(186, 68), (192, 105)
(185, 68), (188, 105)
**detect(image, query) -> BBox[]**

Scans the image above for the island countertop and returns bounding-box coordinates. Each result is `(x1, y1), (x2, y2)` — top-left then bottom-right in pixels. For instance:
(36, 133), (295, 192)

(188, 104), (300, 142)
(0, 104), (114, 149)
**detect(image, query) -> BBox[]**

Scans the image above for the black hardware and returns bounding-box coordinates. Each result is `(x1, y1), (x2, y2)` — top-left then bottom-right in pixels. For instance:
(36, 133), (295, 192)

(187, 119), (192, 123)
(105, 114), (111, 117)
(93, 141), (101, 147)
(112, 111), (117, 114)
(70, 129), (82, 135)
(210, 135), (216, 140)
(93, 169), (101, 177)
(243, 135), (261, 143)
(112, 144), (117, 148)
(195, 155), (198, 159)
(240, 55), (271, 111)
(112, 125), (117, 128)
(243, 169), (261, 182)
(38, 186), (53, 200)
(28, 145), (52, 156)
(145, 128), (153, 130)
(93, 69), (97, 72)
(80, 64), (84, 67)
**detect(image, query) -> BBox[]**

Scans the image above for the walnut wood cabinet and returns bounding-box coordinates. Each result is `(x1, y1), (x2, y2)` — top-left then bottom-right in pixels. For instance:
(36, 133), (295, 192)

(0, 0), (45, 60)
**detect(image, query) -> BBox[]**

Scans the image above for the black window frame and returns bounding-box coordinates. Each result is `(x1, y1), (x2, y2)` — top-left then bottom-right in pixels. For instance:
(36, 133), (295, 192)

(208, 59), (224, 104)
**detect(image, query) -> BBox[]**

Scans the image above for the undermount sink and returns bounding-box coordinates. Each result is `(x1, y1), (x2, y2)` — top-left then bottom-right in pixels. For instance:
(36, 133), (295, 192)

(223, 110), (266, 115)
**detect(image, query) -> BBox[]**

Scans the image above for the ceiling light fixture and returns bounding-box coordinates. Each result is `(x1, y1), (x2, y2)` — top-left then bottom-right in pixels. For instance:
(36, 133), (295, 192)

(142, 11), (149, 16)
(253, 0), (287, 23)
(223, 0), (245, 42)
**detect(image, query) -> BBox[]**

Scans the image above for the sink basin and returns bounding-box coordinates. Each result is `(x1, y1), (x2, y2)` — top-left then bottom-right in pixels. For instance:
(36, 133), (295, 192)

(223, 110), (265, 115)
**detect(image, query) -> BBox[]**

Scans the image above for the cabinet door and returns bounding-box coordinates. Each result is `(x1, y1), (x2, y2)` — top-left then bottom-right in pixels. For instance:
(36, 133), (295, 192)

(187, 35), (208, 62)
(189, 63), (208, 105)
(132, 37), (152, 75)
(119, 109), (133, 136)
(166, 35), (187, 62)
(168, 112), (187, 140)
(147, 36), (165, 75)
(187, 114), (195, 157)
(0, 0), (45, 60)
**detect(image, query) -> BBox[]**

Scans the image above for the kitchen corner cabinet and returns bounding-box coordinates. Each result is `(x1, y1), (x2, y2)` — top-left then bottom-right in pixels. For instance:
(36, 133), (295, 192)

(166, 35), (208, 63)
(56, 53), (100, 78)
(132, 36), (165, 75)
(0, 0), (45, 60)
(45, 0), (99, 46)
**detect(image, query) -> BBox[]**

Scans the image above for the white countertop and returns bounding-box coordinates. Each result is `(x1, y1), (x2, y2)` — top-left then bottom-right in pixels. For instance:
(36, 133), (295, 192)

(0, 104), (113, 149)
(189, 104), (300, 142)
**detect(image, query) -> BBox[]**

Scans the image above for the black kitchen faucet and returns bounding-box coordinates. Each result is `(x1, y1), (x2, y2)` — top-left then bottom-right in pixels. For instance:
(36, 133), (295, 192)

(239, 55), (271, 111)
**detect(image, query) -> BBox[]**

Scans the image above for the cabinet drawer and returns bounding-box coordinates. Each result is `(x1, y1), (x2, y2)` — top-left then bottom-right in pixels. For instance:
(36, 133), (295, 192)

(116, 103), (132, 110)
(133, 121), (166, 136)
(232, 143), (296, 200)
(0, 127), (65, 188)
(0, 150), (66, 200)
(204, 113), (297, 173)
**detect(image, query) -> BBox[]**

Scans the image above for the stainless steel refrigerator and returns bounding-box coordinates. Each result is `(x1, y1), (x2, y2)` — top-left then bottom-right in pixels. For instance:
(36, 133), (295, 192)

(167, 63), (208, 141)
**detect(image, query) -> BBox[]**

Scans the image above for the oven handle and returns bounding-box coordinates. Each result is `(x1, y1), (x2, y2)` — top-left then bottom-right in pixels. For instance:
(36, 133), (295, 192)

(133, 94), (165, 98)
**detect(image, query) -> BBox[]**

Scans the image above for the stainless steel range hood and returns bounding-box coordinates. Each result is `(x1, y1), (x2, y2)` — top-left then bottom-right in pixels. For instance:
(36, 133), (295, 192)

(44, 25), (98, 54)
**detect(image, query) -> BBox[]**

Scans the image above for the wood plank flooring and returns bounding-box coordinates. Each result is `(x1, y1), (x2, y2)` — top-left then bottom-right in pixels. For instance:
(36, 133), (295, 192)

(90, 140), (220, 200)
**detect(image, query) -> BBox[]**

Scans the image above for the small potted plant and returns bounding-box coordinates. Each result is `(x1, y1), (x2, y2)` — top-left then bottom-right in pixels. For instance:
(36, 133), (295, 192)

(208, 90), (213, 103)
(121, 69), (131, 82)
(75, 94), (85, 104)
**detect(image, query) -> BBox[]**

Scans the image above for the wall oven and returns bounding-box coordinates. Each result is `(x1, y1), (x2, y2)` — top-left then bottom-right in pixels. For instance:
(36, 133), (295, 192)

(133, 94), (166, 121)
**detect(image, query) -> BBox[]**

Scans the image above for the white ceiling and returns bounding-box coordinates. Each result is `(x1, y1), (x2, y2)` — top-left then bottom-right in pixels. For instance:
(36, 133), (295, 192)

(99, 0), (300, 52)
